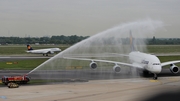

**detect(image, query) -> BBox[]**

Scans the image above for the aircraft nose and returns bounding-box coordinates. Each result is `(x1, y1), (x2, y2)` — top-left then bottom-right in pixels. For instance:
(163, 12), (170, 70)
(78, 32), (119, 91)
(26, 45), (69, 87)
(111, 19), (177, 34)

(154, 66), (162, 74)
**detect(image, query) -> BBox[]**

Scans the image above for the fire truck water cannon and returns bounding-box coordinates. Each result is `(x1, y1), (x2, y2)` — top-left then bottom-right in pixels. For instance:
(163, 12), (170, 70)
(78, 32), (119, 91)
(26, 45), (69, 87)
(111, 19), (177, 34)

(2, 74), (30, 85)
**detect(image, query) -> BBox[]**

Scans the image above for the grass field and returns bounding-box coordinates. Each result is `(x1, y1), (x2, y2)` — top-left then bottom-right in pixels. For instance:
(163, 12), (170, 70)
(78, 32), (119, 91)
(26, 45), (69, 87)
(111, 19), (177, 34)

(0, 59), (48, 70)
(0, 45), (180, 70)
(147, 45), (180, 53)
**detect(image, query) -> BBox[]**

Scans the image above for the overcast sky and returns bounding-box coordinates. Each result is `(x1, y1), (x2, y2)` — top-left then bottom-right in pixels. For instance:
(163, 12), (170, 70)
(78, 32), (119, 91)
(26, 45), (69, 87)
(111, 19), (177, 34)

(0, 0), (180, 38)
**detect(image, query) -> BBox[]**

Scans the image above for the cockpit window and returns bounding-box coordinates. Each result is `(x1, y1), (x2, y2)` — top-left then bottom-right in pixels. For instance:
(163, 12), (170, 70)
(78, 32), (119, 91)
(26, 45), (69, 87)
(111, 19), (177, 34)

(153, 63), (160, 65)
(141, 60), (149, 64)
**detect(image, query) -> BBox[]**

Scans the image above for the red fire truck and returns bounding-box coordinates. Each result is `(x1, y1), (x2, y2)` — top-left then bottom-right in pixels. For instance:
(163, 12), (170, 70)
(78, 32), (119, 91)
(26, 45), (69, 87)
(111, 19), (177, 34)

(2, 75), (30, 85)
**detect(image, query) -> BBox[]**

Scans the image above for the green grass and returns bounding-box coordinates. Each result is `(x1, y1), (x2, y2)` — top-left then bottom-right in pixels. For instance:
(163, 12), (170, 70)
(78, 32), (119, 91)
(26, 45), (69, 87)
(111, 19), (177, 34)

(158, 56), (180, 62)
(0, 59), (48, 70)
(0, 44), (69, 70)
(0, 45), (180, 70)
(158, 56), (180, 68)
(147, 45), (180, 53)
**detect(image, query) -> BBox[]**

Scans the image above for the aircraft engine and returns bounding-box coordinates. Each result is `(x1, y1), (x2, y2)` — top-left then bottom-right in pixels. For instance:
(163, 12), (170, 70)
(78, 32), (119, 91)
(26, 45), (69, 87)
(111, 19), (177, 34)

(89, 62), (97, 69)
(113, 65), (121, 73)
(170, 64), (179, 74)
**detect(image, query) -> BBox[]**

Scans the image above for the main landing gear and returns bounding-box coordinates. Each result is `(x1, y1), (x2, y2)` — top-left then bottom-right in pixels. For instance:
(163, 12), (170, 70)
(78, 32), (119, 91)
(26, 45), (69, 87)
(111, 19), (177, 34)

(153, 73), (158, 80)
(143, 71), (158, 80)
(43, 54), (48, 56)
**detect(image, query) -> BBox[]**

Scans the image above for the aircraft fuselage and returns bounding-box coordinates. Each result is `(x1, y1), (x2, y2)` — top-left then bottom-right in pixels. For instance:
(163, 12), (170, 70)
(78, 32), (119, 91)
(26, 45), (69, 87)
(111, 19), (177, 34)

(129, 51), (162, 74)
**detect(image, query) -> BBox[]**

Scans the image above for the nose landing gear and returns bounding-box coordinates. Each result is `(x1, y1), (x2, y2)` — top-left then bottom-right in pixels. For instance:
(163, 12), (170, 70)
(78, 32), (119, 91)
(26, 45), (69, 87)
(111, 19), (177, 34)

(153, 73), (158, 80)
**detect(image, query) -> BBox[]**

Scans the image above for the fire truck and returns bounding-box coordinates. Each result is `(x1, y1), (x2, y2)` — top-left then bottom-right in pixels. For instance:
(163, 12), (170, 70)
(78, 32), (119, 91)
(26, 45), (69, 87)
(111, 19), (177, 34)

(2, 75), (30, 85)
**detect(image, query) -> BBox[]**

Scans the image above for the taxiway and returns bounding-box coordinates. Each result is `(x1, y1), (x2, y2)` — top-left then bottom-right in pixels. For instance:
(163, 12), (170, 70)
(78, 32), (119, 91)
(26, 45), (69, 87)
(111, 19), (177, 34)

(1, 77), (180, 101)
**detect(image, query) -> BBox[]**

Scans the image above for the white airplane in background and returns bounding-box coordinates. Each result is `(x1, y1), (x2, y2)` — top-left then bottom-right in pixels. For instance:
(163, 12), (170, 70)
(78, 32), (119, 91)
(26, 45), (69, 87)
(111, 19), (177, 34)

(26, 44), (61, 56)
(64, 31), (180, 80)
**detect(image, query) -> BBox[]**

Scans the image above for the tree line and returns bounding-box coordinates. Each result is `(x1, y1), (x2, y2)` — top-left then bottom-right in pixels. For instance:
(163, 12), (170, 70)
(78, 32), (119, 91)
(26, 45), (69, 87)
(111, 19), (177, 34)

(0, 35), (180, 45)
(147, 36), (180, 45)
(0, 35), (89, 45)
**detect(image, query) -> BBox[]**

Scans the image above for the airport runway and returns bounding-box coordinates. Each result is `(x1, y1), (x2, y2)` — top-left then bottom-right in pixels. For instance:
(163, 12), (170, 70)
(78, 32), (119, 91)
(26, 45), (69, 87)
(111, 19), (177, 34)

(1, 68), (180, 101)
(0, 56), (50, 61)
(1, 77), (180, 101)
(0, 68), (180, 80)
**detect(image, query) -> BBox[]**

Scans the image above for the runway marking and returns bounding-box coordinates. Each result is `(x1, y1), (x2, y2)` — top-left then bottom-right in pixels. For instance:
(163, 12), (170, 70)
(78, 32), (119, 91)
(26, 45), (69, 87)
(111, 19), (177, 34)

(66, 66), (82, 69)
(149, 80), (159, 82)
(149, 79), (164, 85)
(148, 77), (180, 85)
(169, 78), (180, 81)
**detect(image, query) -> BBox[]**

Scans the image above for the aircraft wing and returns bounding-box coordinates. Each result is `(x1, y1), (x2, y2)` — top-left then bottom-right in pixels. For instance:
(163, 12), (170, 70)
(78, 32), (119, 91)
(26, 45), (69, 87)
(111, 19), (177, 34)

(161, 60), (180, 67)
(41, 50), (50, 54)
(63, 57), (143, 69)
(104, 53), (129, 57)
(36, 50), (53, 54)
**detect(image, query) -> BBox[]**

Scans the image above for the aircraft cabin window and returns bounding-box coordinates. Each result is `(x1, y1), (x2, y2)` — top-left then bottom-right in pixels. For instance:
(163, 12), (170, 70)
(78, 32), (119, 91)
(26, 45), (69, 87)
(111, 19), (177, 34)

(153, 63), (160, 65)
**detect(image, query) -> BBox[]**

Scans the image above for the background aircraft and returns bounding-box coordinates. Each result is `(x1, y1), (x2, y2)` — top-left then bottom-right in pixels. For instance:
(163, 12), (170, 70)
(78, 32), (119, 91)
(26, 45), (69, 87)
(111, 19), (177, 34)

(63, 31), (180, 80)
(26, 44), (61, 56)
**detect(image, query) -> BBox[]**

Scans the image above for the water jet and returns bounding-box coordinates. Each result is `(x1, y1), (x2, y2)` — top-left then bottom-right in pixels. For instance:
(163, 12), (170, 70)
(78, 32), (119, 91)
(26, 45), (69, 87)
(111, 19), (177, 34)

(28, 19), (164, 81)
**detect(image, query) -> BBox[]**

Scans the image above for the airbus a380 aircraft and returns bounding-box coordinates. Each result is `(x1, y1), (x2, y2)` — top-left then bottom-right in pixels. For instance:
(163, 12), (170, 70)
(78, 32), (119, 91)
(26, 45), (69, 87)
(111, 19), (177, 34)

(26, 45), (61, 56)
(64, 32), (180, 80)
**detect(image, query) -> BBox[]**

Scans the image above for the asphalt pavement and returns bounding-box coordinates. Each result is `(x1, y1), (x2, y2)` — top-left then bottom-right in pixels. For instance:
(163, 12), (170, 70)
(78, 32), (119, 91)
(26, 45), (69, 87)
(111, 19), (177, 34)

(0, 68), (179, 81)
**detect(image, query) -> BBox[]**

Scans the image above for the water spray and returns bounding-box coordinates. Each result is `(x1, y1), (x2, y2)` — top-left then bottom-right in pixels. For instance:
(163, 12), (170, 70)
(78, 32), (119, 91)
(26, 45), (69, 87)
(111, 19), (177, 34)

(27, 19), (164, 80)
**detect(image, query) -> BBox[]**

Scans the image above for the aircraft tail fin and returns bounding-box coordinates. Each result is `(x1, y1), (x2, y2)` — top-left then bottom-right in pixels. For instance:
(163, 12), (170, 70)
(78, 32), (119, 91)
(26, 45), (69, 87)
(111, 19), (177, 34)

(129, 30), (136, 52)
(27, 44), (33, 50)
